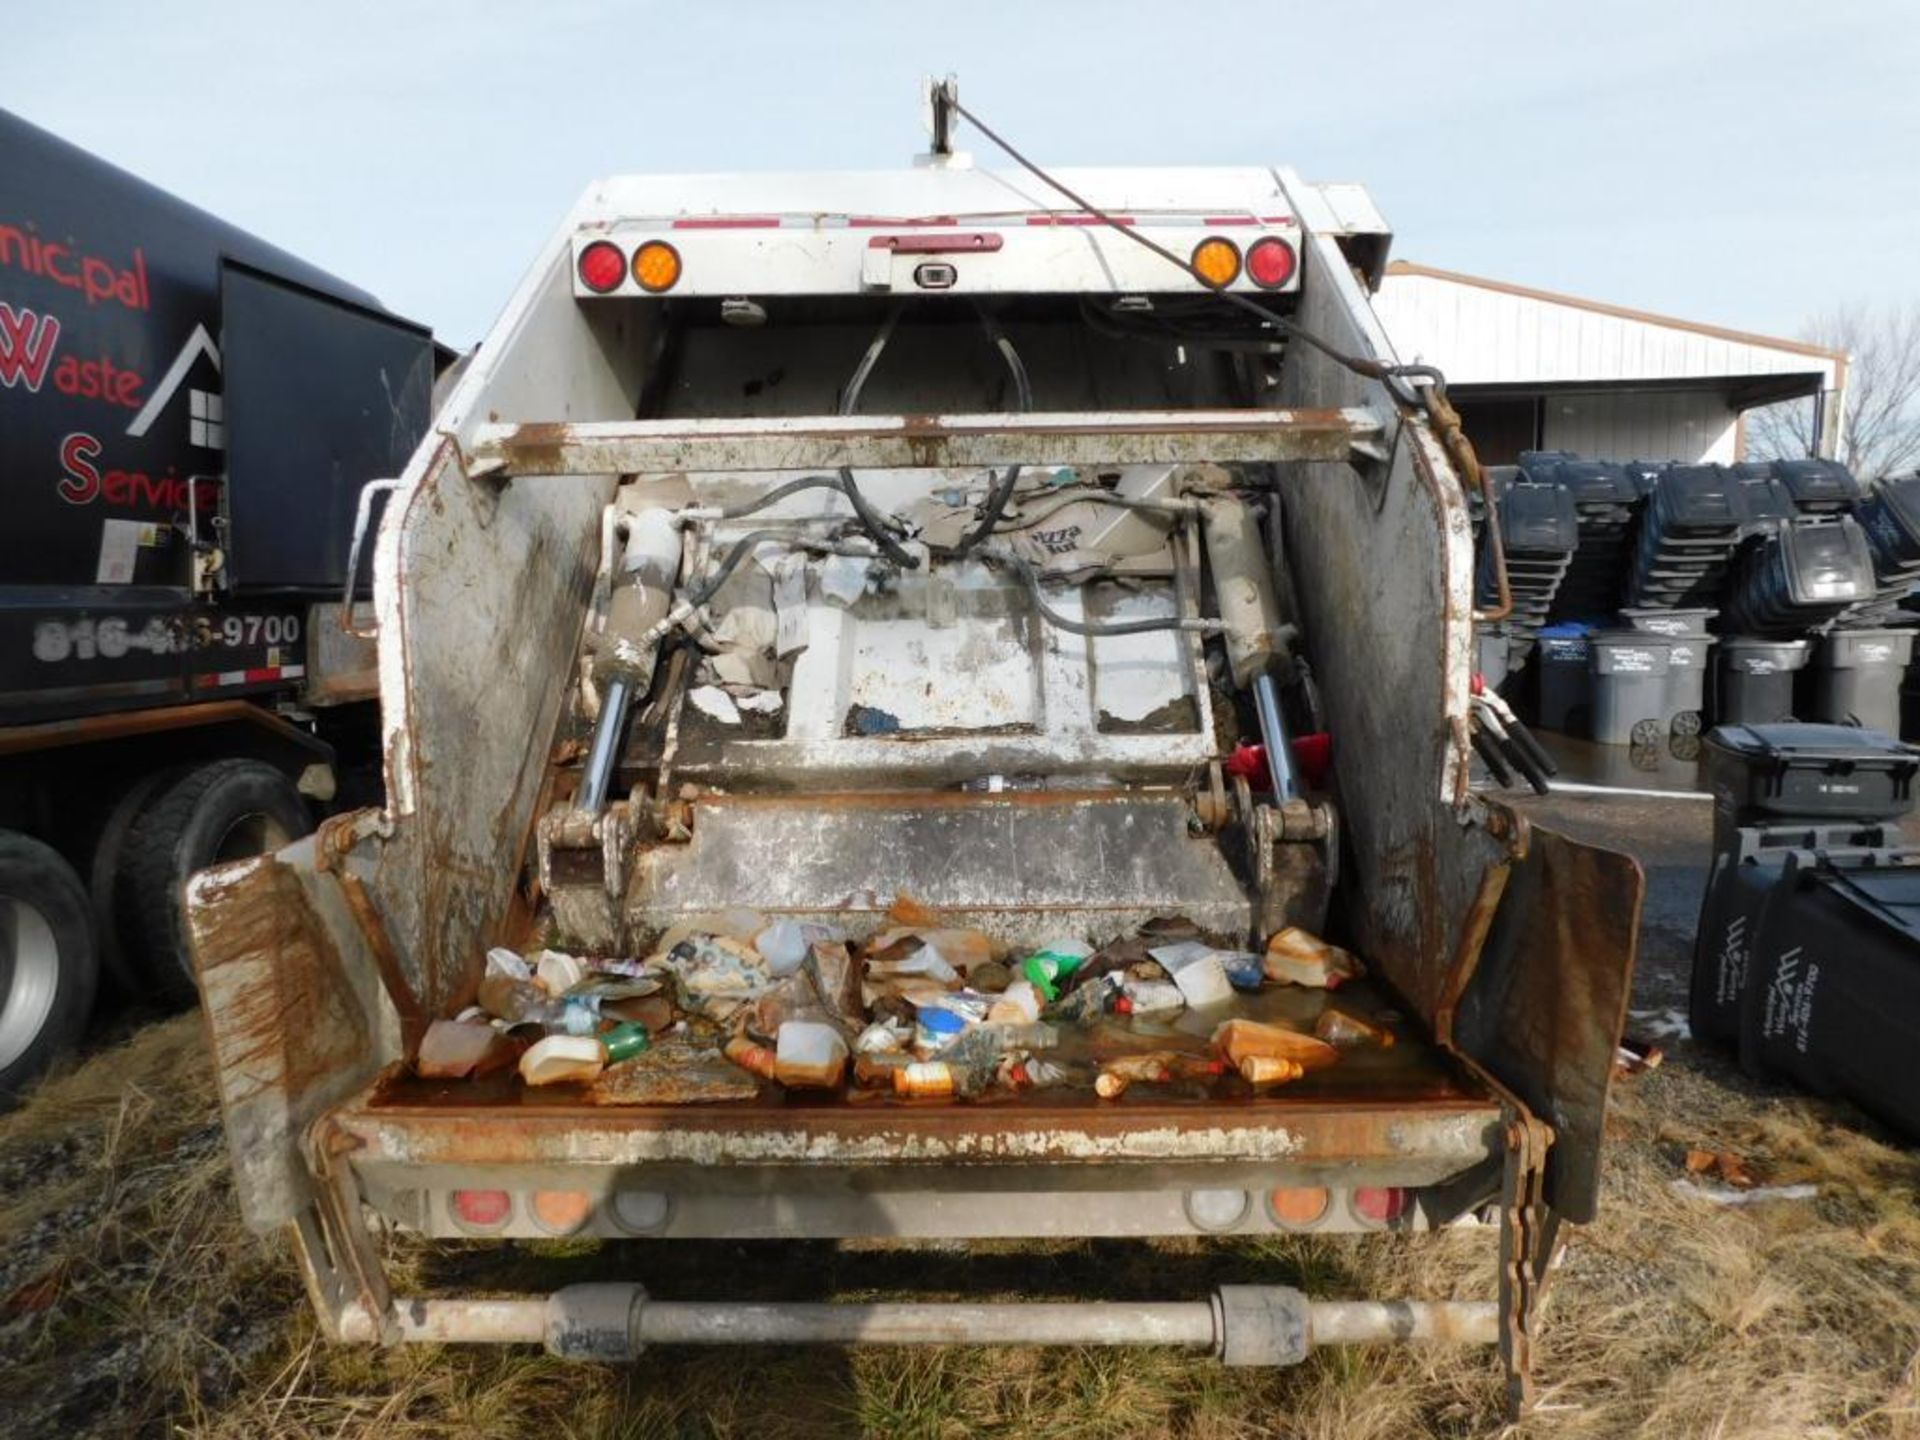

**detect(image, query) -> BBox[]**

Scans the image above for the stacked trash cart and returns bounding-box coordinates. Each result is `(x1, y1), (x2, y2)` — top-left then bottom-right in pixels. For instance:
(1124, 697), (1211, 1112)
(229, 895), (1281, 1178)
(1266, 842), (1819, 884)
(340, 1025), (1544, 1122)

(1472, 451), (1920, 747)
(1690, 723), (1920, 1139)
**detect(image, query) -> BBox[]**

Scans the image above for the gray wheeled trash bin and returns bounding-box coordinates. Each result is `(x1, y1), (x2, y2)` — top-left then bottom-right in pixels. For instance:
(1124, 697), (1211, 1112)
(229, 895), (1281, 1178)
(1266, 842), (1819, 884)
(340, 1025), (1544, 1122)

(1589, 631), (1673, 744)
(1716, 636), (1810, 725)
(1812, 628), (1916, 734)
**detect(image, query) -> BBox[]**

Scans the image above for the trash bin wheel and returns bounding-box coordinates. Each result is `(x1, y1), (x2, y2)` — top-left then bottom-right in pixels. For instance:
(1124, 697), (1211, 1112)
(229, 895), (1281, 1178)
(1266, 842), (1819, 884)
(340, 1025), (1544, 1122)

(0, 831), (98, 1105)
(118, 760), (313, 1005)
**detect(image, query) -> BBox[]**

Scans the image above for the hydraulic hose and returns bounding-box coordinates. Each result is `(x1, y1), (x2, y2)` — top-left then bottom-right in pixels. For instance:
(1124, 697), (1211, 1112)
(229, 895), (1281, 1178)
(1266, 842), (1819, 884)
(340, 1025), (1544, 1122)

(938, 303), (1035, 561)
(837, 306), (921, 569)
(990, 551), (1227, 638)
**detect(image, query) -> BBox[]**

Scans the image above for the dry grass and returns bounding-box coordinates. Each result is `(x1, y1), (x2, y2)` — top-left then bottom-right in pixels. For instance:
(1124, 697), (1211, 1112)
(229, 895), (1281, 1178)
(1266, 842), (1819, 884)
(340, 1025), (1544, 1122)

(2, 1015), (1916, 1439)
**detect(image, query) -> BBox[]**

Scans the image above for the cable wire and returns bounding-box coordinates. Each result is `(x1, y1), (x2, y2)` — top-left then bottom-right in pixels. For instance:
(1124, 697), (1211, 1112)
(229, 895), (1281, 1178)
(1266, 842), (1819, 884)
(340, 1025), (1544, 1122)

(948, 97), (1445, 410)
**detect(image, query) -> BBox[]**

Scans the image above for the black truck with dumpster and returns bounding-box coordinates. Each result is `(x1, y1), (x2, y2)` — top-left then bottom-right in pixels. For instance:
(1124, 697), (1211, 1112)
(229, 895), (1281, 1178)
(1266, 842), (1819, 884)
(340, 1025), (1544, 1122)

(0, 108), (441, 1097)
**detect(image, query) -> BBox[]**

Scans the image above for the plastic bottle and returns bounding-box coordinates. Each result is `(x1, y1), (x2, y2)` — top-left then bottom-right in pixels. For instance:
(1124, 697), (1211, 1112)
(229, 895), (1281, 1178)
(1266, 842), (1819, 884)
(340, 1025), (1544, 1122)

(1313, 1009), (1395, 1048)
(894, 1062), (957, 1098)
(1115, 979), (1184, 1017)
(724, 1035), (778, 1079)
(1044, 971), (1122, 1025)
(601, 1022), (651, 1063)
(1238, 1054), (1304, 1086)
(1008, 1057), (1071, 1090)
(478, 975), (601, 1035)
(756, 919), (842, 977)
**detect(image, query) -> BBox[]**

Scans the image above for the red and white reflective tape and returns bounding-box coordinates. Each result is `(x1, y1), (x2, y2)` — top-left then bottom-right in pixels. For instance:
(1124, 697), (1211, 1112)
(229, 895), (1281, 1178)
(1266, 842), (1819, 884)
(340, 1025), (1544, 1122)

(193, 663), (306, 690)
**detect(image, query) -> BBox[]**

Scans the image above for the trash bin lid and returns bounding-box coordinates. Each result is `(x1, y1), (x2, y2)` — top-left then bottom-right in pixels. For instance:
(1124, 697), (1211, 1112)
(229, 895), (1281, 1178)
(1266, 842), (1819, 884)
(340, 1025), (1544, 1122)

(1810, 860), (1920, 948)
(1705, 722), (1915, 763)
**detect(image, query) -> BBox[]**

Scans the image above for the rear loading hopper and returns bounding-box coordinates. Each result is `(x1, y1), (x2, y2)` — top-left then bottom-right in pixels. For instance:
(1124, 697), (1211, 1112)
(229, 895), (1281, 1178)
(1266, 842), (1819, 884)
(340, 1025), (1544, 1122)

(185, 129), (1640, 1413)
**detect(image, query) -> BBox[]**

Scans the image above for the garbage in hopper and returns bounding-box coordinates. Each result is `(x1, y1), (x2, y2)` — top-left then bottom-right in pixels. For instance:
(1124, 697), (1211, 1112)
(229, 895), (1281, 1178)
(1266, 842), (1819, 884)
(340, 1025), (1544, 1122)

(519, 1022), (650, 1087)
(416, 1019), (514, 1079)
(774, 1021), (850, 1088)
(1263, 928), (1365, 989)
(1150, 940), (1238, 1009)
(519, 1035), (608, 1086)
(1211, 1018), (1340, 1074)
(1314, 1008), (1396, 1048)
(445, 917), (1372, 1105)
(723, 1035), (777, 1079)
(1023, 938), (1094, 999)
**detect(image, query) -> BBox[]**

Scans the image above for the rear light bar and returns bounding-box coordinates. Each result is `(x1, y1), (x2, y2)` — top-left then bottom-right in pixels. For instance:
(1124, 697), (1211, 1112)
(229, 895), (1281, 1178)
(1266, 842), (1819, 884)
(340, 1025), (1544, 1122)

(572, 216), (1302, 299)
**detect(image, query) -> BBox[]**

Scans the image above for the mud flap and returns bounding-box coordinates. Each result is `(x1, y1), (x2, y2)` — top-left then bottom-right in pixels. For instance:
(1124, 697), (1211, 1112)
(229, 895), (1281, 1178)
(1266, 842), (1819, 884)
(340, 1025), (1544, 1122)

(1452, 814), (1644, 1222)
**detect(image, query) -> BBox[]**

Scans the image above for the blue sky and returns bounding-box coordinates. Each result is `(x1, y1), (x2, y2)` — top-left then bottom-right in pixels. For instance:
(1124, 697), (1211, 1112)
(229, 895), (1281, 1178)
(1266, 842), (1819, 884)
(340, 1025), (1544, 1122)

(9, 1), (1917, 346)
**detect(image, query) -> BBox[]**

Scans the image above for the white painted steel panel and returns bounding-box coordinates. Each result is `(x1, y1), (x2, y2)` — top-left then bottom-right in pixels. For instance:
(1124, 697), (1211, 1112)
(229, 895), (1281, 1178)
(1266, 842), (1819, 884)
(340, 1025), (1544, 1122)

(1541, 390), (1739, 464)
(1374, 267), (1839, 391)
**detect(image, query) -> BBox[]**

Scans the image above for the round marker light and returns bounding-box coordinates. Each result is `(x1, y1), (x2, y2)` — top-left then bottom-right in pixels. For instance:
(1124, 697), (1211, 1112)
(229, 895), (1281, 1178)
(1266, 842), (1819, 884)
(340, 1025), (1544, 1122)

(632, 240), (683, 293)
(530, 1189), (594, 1236)
(450, 1188), (512, 1232)
(1247, 236), (1297, 289)
(1184, 1187), (1251, 1233)
(577, 241), (626, 294)
(1267, 1186), (1331, 1228)
(1190, 237), (1241, 289)
(1352, 1186), (1409, 1226)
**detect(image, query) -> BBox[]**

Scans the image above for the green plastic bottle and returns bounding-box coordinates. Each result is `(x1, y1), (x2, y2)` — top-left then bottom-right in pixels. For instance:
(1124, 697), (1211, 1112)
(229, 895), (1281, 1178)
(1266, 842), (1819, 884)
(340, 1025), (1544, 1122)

(601, 1022), (651, 1063)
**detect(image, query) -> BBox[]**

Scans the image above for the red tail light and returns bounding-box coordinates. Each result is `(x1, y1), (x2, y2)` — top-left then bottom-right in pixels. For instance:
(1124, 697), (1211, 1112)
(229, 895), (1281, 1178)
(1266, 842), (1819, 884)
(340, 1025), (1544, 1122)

(1352, 1186), (1408, 1225)
(1246, 237), (1297, 289)
(577, 241), (627, 294)
(451, 1188), (512, 1231)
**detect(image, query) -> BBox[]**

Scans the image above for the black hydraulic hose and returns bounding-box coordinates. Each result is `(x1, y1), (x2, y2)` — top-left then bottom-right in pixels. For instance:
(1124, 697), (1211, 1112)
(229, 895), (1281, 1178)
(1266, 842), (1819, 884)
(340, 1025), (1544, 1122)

(676, 528), (882, 621)
(683, 528), (794, 609)
(1471, 729), (1516, 789)
(940, 303), (1035, 561)
(994, 552), (1222, 638)
(836, 305), (921, 569)
(716, 474), (848, 521)
(1502, 716), (1560, 780)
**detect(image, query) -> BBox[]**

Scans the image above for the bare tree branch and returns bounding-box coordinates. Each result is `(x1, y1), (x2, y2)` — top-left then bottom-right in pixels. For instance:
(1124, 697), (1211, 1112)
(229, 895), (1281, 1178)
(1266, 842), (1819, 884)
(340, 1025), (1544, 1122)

(1744, 303), (1920, 479)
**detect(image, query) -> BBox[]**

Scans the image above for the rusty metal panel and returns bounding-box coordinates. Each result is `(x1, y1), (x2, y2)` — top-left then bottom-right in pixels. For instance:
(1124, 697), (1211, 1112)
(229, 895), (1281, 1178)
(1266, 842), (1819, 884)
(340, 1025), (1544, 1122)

(185, 840), (401, 1230)
(629, 791), (1253, 947)
(465, 408), (1382, 477)
(1451, 819), (1643, 1222)
(330, 1091), (1499, 1175)
(366, 438), (611, 1013)
(1265, 210), (1636, 1213)
(1269, 215), (1504, 1021)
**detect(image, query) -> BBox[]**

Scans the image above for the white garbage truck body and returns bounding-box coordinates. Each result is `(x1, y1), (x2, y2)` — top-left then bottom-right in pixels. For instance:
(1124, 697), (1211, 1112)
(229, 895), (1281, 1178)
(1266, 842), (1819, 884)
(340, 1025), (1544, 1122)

(184, 144), (1640, 1405)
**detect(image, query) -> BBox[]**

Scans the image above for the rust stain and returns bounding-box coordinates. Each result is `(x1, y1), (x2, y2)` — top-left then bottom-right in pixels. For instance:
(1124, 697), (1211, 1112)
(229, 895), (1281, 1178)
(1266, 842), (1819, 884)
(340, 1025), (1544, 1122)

(189, 857), (372, 1105)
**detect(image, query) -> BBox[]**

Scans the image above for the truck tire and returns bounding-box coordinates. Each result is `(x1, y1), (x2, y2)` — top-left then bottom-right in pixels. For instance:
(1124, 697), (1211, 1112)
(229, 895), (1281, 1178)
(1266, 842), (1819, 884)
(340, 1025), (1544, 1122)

(86, 768), (184, 995)
(119, 760), (313, 1004)
(0, 831), (98, 1105)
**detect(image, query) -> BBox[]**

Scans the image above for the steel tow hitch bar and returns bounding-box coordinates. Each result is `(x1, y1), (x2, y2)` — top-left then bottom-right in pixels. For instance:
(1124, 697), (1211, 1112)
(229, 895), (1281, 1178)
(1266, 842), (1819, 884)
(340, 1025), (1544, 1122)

(339, 1285), (1498, 1365)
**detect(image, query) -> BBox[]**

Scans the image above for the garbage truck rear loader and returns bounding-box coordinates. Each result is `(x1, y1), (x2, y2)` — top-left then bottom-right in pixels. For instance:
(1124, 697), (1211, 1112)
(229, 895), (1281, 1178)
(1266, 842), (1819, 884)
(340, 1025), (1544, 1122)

(185, 104), (1640, 1411)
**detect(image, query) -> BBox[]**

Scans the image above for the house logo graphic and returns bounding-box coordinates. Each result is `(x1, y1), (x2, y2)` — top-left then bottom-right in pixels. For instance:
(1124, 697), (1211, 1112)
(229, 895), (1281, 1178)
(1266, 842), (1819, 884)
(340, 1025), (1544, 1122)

(125, 322), (223, 450)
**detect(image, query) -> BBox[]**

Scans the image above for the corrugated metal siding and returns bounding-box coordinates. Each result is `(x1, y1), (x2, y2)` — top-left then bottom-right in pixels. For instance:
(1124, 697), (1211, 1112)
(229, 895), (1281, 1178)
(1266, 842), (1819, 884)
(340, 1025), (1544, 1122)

(1374, 272), (1838, 389)
(1541, 390), (1739, 464)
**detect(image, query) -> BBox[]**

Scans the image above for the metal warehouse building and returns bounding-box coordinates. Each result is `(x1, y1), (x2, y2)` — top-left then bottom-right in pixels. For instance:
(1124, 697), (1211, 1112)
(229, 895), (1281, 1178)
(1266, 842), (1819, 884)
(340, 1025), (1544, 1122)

(1373, 261), (1847, 466)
